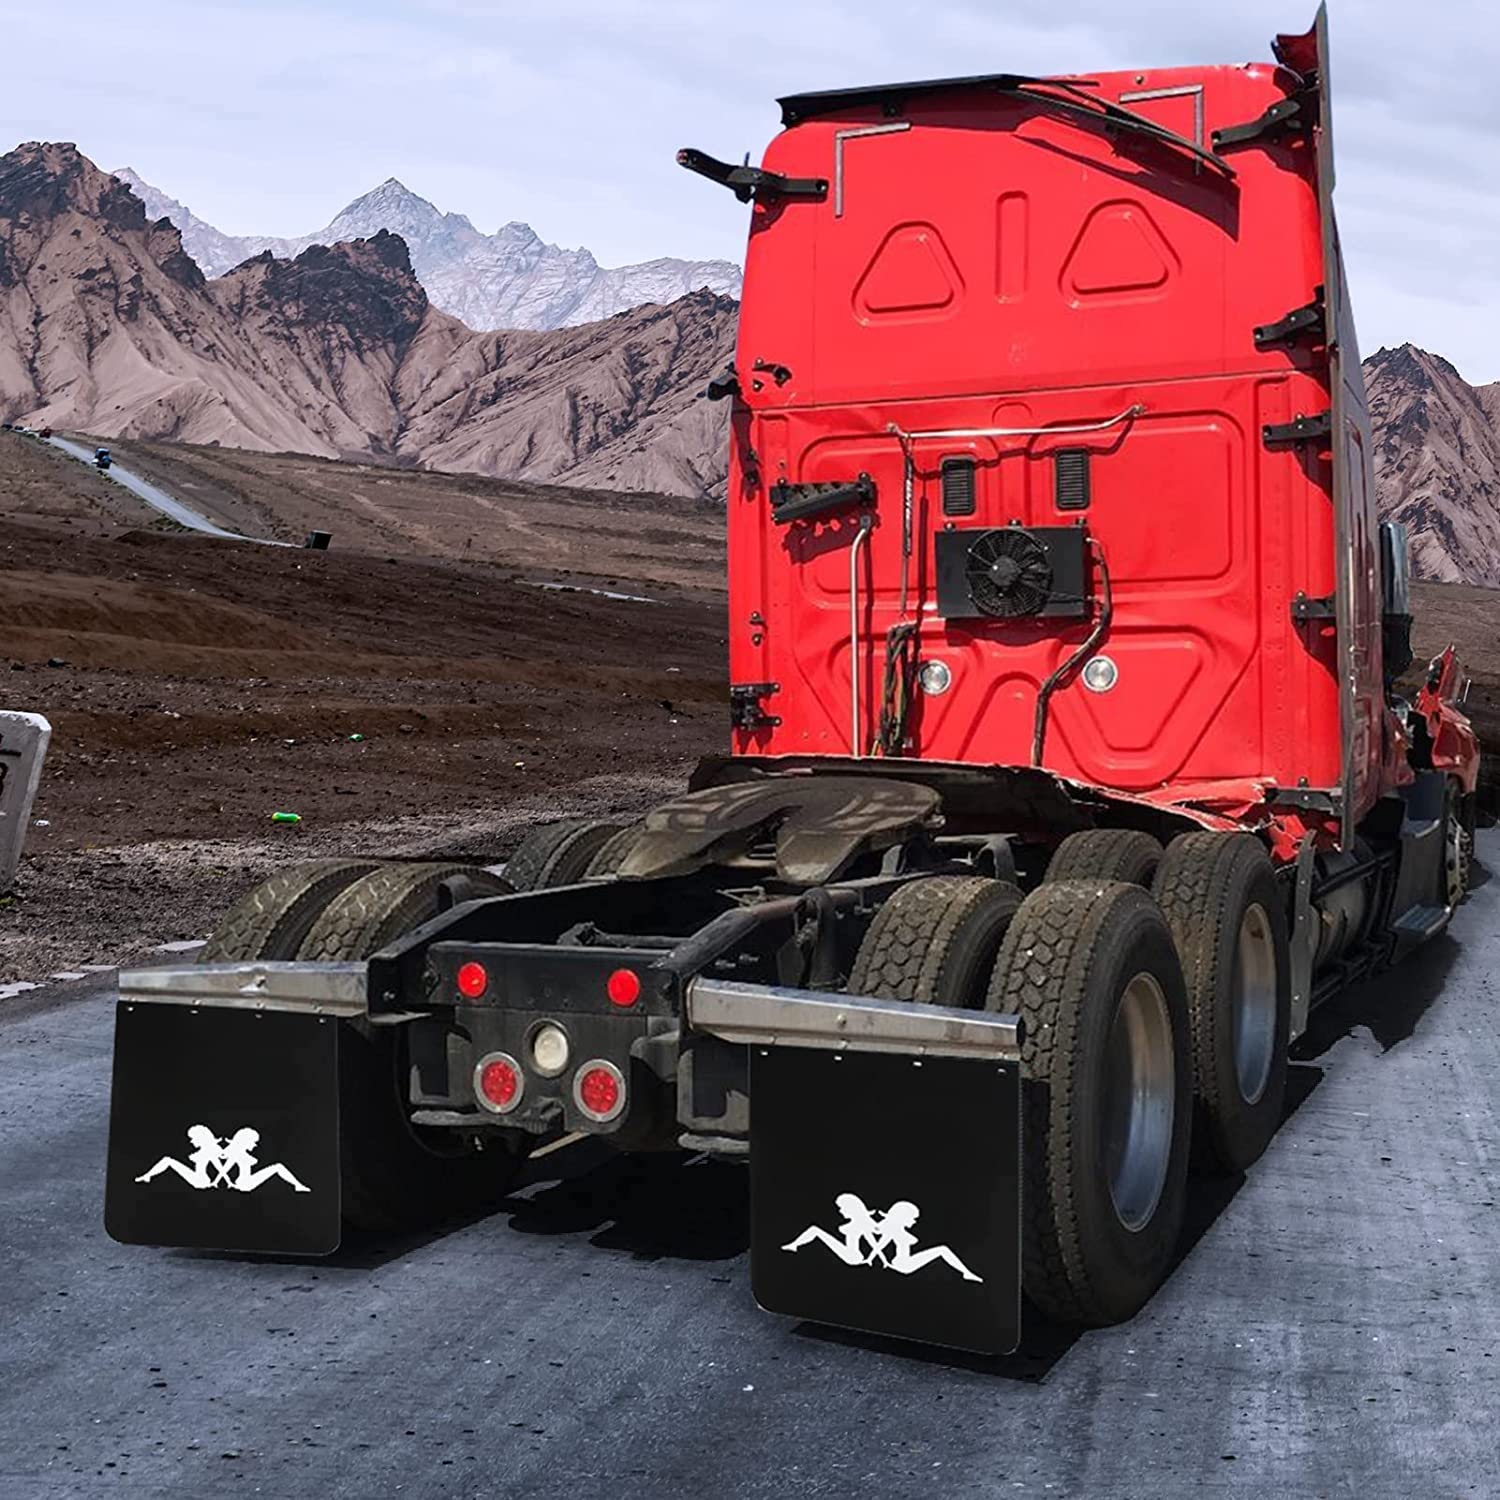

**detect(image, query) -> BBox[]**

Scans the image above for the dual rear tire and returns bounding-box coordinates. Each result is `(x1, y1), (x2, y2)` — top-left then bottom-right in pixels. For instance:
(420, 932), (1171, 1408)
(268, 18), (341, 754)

(848, 830), (1291, 1327)
(200, 859), (521, 1231)
(987, 880), (1193, 1326)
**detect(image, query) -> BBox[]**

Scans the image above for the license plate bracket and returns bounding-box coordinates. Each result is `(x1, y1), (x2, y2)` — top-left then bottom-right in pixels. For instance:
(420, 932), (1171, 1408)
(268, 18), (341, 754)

(105, 1003), (342, 1255)
(749, 1046), (1021, 1355)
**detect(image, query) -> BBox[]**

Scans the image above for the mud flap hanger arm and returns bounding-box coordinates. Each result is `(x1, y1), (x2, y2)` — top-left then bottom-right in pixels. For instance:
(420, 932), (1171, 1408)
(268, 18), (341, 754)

(676, 148), (828, 203)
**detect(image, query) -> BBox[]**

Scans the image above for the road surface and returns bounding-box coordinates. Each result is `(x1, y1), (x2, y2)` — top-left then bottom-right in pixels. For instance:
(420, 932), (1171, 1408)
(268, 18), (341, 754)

(3, 839), (1498, 1498)
(47, 436), (249, 541)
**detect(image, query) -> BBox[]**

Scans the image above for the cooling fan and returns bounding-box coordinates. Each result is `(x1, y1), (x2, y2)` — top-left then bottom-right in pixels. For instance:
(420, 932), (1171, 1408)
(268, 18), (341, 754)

(933, 524), (1090, 622)
(964, 528), (1054, 618)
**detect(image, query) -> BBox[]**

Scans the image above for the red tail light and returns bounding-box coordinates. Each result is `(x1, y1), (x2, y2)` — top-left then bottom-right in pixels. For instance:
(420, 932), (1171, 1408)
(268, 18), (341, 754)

(606, 968), (641, 1007)
(456, 961), (489, 999)
(474, 1052), (522, 1113)
(573, 1060), (625, 1123)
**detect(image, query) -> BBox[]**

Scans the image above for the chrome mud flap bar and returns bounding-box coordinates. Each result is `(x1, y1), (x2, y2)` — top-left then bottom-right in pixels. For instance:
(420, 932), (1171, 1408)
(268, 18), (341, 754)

(688, 979), (1024, 1356)
(105, 963), (369, 1256)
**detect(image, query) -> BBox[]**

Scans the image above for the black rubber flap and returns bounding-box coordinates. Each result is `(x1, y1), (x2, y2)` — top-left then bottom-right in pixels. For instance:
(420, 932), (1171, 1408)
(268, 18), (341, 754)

(105, 1003), (342, 1254)
(750, 1046), (1020, 1354)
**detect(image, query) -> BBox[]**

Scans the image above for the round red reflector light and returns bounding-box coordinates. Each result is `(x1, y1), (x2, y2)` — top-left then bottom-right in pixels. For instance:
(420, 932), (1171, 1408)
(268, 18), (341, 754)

(606, 968), (641, 1007)
(456, 961), (488, 999)
(475, 1054), (521, 1113)
(576, 1063), (623, 1121)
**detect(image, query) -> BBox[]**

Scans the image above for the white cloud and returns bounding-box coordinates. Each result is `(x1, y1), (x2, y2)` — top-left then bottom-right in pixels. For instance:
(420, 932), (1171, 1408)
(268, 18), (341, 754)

(2, 0), (1496, 379)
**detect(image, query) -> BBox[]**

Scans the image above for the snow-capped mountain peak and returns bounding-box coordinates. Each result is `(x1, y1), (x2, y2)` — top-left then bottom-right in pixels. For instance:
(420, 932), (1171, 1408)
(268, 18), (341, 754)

(110, 168), (741, 331)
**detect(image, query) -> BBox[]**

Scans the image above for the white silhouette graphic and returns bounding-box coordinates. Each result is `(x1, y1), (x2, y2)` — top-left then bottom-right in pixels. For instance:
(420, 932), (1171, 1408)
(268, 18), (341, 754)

(782, 1193), (982, 1282)
(135, 1125), (311, 1194)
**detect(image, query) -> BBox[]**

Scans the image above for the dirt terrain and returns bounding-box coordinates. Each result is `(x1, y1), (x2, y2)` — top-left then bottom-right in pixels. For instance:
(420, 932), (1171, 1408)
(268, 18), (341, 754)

(93, 436), (728, 587)
(3, 429), (1494, 984)
(0, 487), (727, 980)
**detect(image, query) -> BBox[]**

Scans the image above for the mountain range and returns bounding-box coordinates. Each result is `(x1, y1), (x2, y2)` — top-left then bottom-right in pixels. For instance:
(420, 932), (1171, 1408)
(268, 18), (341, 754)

(5, 139), (1500, 572)
(0, 142), (735, 495)
(113, 168), (742, 333)
(1364, 344), (1500, 588)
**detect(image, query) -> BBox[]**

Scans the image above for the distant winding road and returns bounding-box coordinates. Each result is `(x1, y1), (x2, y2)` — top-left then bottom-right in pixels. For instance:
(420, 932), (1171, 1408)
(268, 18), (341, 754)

(47, 435), (256, 541)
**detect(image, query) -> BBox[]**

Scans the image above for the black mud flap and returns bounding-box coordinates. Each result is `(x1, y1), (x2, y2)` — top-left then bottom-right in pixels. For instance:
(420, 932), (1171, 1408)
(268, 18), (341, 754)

(749, 1047), (1021, 1355)
(105, 1003), (342, 1255)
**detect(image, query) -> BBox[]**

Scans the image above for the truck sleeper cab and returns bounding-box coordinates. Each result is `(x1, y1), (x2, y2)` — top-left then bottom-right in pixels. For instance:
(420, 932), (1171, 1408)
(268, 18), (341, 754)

(106, 10), (1477, 1357)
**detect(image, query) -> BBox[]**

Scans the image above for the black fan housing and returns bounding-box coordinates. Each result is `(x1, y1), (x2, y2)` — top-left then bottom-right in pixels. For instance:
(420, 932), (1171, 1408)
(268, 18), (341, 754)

(933, 525), (1090, 622)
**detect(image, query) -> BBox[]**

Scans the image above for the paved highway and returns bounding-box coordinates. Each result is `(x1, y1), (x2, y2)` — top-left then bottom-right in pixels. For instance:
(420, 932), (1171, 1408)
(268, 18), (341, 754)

(47, 436), (250, 541)
(2, 838), (1498, 1498)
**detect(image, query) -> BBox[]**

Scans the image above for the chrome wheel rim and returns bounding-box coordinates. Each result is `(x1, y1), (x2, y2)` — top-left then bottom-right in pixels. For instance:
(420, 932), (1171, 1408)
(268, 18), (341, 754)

(1102, 972), (1175, 1233)
(1233, 903), (1278, 1105)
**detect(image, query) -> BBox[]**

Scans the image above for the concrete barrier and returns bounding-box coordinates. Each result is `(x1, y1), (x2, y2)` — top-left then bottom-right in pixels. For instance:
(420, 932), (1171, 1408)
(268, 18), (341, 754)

(0, 712), (51, 891)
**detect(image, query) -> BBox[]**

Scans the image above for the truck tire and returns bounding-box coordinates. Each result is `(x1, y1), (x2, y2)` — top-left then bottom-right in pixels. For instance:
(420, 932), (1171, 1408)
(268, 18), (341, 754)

(986, 880), (1192, 1326)
(584, 822), (644, 878)
(1152, 833), (1290, 1174)
(198, 860), (382, 962)
(848, 876), (1023, 1008)
(504, 819), (624, 891)
(295, 861), (523, 1231)
(298, 862), (510, 962)
(1046, 829), (1162, 886)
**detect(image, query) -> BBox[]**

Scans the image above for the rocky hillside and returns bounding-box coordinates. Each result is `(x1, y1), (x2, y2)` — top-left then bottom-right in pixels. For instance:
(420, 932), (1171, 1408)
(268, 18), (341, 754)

(0, 143), (735, 496)
(1366, 345), (1500, 586)
(115, 168), (742, 332)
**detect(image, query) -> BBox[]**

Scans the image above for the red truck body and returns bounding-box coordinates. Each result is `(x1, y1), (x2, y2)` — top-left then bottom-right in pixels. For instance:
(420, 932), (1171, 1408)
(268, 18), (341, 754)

(722, 17), (1476, 853)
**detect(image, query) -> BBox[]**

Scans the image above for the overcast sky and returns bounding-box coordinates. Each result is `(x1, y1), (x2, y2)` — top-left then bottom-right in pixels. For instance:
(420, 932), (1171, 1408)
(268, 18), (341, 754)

(6, 1), (1498, 381)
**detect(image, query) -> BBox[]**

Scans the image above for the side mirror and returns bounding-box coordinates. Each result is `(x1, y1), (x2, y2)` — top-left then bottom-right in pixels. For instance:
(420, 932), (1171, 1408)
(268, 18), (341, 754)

(1378, 520), (1413, 678)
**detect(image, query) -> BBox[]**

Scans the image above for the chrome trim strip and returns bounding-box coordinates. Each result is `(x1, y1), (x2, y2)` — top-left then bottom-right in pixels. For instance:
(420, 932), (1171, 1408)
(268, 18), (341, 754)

(686, 977), (1023, 1061)
(833, 121), (911, 217)
(117, 961), (369, 1017)
(1118, 84), (1205, 155)
(849, 513), (874, 755)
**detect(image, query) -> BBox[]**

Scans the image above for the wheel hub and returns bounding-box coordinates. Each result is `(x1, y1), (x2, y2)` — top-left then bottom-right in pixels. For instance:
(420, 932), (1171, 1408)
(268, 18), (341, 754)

(1102, 972), (1175, 1233)
(1233, 903), (1278, 1105)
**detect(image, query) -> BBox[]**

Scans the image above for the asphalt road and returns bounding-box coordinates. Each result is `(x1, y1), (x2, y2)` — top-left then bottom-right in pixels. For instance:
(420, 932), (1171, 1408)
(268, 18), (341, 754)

(3, 838), (1499, 1499)
(46, 436), (248, 541)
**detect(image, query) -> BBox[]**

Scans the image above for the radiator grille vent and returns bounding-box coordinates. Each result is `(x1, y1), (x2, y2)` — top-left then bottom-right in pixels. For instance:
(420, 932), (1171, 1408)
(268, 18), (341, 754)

(1054, 449), (1091, 511)
(941, 456), (977, 517)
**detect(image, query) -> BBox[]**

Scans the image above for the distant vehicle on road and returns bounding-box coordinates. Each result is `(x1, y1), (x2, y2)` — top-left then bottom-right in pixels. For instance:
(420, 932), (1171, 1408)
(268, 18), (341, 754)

(39, 426), (53, 438)
(94, 447), (112, 470)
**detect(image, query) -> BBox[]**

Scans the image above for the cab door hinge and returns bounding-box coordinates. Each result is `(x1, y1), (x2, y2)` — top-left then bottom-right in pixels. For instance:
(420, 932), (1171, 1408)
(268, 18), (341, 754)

(1291, 592), (1336, 624)
(730, 682), (781, 731)
(1254, 287), (1326, 350)
(1212, 85), (1317, 152)
(1263, 411), (1332, 446)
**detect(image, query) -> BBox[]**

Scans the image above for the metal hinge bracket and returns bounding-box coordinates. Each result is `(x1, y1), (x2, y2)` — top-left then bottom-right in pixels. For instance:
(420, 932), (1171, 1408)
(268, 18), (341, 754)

(676, 148), (828, 204)
(1291, 592), (1336, 624)
(703, 365), (740, 402)
(1212, 88), (1314, 151)
(1264, 411), (1332, 446)
(730, 682), (781, 731)
(1254, 287), (1326, 349)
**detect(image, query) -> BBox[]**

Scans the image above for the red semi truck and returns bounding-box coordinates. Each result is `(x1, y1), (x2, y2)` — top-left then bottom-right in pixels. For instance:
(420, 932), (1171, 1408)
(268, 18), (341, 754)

(106, 9), (1478, 1354)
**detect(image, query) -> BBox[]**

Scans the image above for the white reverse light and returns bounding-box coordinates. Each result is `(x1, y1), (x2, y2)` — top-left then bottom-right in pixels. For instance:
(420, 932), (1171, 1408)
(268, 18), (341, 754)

(530, 1022), (571, 1077)
(918, 660), (952, 696)
(1082, 656), (1119, 693)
